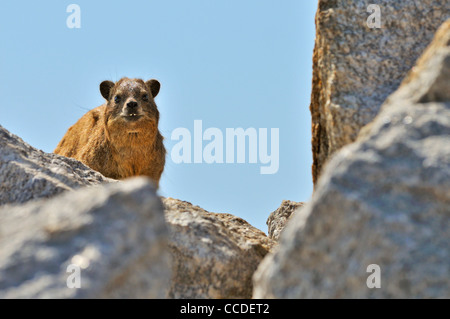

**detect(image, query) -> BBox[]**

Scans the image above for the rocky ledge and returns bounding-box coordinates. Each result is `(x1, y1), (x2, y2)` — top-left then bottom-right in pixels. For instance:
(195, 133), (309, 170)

(0, 125), (274, 298)
(253, 19), (450, 299)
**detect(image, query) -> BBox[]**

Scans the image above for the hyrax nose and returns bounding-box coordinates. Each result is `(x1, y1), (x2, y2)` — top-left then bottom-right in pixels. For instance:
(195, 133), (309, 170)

(126, 101), (138, 109)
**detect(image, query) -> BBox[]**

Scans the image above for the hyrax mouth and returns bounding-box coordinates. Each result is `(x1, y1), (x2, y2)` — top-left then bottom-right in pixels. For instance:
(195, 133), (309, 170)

(122, 113), (142, 121)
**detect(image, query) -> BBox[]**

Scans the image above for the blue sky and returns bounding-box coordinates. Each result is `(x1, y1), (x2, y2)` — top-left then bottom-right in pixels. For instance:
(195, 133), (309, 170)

(0, 1), (317, 232)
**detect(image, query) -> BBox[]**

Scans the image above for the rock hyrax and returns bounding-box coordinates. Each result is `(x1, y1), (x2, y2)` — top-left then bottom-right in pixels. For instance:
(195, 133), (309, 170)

(54, 77), (166, 187)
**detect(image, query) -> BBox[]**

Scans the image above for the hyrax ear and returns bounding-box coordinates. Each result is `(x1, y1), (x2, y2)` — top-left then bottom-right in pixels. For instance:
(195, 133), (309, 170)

(100, 81), (115, 100)
(146, 79), (160, 98)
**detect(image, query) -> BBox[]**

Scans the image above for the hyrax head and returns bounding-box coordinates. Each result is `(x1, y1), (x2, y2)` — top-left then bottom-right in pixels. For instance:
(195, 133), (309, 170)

(100, 77), (160, 129)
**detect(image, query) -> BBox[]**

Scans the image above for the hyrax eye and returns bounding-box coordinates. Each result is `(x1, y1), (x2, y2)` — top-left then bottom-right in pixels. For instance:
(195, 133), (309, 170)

(142, 94), (149, 101)
(114, 96), (121, 103)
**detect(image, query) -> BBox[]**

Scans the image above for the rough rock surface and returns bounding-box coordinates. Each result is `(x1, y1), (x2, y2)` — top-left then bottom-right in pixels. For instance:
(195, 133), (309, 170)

(0, 177), (171, 298)
(310, 0), (450, 183)
(163, 197), (274, 299)
(267, 200), (305, 241)
(0, 125), (114, 206)
(254, 21), (450, 299)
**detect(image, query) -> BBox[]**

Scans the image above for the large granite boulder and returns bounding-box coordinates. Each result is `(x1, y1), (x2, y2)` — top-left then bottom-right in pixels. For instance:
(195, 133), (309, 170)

(0, 125), (114, 206)
(0, 178), (171, 298)
(310, 0), (450, 183)
(254, 20), (450, 299)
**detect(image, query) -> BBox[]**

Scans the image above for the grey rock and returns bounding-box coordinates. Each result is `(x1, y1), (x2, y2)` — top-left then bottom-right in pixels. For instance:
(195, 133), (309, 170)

(267, 200), (305, 241)
(310, 0), (450, 183)
(254, 20), (450, 299)
(0, 177), (171, 298)
(163, 197), (274, 299)
(0, 125), (114, 206)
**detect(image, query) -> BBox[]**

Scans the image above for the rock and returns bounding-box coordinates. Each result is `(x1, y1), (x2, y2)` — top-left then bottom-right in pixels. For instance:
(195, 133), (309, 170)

(310, 0), (450, 183)
(0, 177), (171, 298)
(266, 200), (305, 241)
(0, 125), (114, 206)
(163, 197), (274, 299)
(254, 20), (450, 299)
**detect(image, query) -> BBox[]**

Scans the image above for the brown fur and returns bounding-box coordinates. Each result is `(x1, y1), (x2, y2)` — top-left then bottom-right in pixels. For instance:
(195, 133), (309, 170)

(54, 77), (166, 187)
